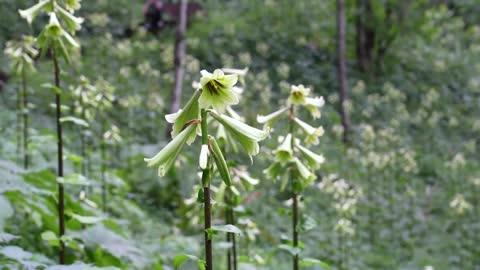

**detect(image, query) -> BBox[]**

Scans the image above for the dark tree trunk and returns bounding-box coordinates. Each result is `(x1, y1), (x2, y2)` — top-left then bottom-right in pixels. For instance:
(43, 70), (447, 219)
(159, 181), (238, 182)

(355, 0), (375, 73)
(337, 0), (351, 144)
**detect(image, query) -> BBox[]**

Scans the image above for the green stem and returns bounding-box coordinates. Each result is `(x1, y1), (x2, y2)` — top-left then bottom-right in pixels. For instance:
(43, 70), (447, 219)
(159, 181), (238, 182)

(288, 105), (299, 270)
(201, 109), (213, 270)
(101, 118), (107, 213)
(53, 47), (65, 265)
(21, 68), (29, 169)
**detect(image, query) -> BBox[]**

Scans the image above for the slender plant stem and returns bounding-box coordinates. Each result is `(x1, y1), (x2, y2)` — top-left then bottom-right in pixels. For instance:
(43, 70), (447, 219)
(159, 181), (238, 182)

(16, 85), (21, 164)
(53, 48), (65, 264)
(288, 105), (299, 270)
(101, 119), (107, 213)
(225, 191), (232, 270)
(201, 109), (213, 270)
(292, 191), (299, 270)
(21, 69), (29, 169)
(231, 207), (238, 270)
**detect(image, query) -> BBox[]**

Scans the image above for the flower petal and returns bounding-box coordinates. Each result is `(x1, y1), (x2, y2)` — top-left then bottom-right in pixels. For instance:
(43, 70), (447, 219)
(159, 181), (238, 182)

(144, 124), (197, 176)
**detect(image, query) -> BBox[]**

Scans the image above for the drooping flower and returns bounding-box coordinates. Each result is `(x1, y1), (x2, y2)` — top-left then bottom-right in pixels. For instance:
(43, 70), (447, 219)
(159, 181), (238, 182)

(257, 107), (288, 130)
(294, 117), (324, 137)
(199, 69), (239, 112)
(305, 96), (325, 119)
(144, 124), (197, 176)
(296, 143), (325, 169)
(19, 0), (51, 25)
(275, 134), (293, 164)
(55, 3), (84, 33)
(294, 158), (316, 184)
(210, 111), (267, 157)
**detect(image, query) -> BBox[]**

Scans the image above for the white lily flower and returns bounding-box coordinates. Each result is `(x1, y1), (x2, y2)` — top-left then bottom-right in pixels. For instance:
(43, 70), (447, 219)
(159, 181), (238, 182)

(144, 124), (197, 176)
(199, 144), (209, 169)
(275, 134), (293, 164)
(210, 111), (267, 157)
(296, 143), (325, 169)
(55, 3), (84, 33)
(199, 69), (239, 112)
(257, 107), (288, 129)
(19, 0), (51, 25)
(289, 84), (310, 105)
(222, 67), (249, 77)
(294, 117), (324, 137)
(305, 96), (325, 119)
(294, 157), (316, 182)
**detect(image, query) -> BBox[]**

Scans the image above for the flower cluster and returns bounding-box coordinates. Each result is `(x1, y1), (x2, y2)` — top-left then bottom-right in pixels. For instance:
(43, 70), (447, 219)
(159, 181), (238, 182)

(4, 36), (38, 75)
(19, 0), (83, 62)
(145, 69), (267, 180)
(260, 84), (325, 191)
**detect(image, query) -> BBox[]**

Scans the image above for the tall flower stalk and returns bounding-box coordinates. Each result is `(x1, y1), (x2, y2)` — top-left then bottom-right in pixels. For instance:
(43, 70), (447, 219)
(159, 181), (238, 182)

(19, 0), (83, 263)
(4, 36), (38, 169)
(259, 85), (326, 270)
(145, 69), (266, 270)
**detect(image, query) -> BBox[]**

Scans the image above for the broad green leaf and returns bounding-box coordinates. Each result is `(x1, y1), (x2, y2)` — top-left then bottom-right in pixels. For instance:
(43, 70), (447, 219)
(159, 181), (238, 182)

(71, 213), (104, 224)
(211, 224), (242, 234)
(41, 230), (60, 247)
(60, 116), (89, 127)
(57, 174), (90, 186)
(173, 254), (205, 270)
(278, 244), (302, 256)
(300, 258), (331, 269)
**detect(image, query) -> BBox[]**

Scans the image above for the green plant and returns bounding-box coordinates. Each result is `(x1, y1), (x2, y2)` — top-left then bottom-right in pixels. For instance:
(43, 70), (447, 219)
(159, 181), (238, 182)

(18, 0), (83, 263)
(259, 84), (328, 270)
(145, 69), (267, 270)
(4, 35), (38, 169)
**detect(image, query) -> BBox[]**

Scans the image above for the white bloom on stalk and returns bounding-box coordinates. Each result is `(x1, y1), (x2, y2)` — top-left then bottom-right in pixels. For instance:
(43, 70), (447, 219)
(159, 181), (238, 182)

(144, 124), (198, 176)
(199, 69), (239, 112)
(210, 111), (268, 158)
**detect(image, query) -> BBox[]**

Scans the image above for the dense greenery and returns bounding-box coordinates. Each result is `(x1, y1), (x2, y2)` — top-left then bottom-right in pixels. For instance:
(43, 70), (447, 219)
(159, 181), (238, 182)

(1, 0), (479, 269)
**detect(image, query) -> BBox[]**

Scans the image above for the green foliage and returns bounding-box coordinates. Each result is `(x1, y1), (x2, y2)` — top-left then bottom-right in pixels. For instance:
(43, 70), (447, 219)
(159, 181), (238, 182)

(0, 0), (479, 269)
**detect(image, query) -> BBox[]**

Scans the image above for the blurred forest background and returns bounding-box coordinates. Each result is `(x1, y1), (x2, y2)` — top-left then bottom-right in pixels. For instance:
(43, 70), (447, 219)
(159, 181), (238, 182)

(0, 0), (479, 269)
